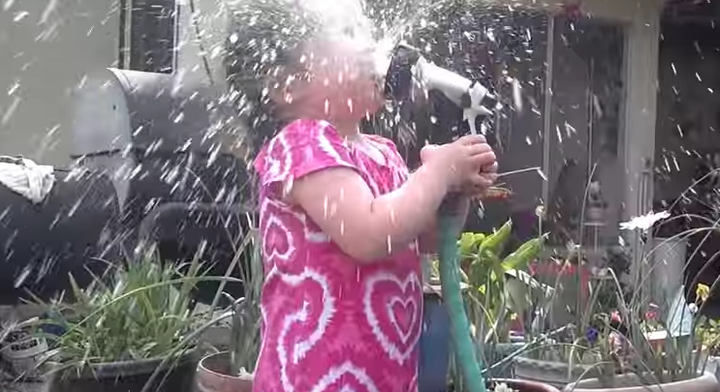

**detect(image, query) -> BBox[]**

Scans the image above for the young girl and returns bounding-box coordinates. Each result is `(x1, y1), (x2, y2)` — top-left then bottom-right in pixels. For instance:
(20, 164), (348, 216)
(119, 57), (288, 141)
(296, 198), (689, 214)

(226, 1), (498, 391)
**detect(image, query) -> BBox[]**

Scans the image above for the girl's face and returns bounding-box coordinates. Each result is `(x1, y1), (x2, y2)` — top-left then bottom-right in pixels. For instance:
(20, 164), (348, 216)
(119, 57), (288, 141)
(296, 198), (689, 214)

(275, 37), (385, 124)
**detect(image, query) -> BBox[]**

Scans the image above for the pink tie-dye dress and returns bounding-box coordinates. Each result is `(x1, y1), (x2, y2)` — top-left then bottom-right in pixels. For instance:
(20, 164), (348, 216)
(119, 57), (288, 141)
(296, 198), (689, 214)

(253, 119), (423, 392)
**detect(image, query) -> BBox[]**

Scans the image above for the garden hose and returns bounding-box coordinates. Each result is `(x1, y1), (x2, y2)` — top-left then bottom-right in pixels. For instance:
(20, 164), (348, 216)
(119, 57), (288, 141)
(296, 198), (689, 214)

(438, 195), (487, 392)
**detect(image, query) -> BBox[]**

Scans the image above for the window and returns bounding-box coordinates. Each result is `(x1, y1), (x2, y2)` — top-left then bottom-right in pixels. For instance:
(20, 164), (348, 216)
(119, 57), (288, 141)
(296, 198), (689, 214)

(119, 0), (177, 73)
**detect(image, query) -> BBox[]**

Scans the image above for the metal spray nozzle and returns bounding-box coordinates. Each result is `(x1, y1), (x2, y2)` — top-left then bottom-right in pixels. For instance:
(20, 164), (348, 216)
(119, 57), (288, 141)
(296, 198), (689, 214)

(383, 43), (502, 135)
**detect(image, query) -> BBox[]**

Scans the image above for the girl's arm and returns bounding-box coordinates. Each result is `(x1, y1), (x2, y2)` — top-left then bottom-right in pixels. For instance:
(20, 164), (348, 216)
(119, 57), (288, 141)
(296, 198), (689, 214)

(291, 163), (451, 263)
(256, 120), (493, 264)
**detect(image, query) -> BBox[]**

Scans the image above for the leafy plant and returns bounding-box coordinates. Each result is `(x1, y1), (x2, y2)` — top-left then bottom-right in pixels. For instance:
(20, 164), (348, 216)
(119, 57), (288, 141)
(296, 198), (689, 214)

(460, 221), (550, 347)
(33, 250), (240, 380)
(228, 227), (263, 376)
(522, 228), (635, 367)
(440, 221), (553, 389)
(545, 215), (718, 386)
(697, 303), (720, 356)
(431, 220), (552, 380)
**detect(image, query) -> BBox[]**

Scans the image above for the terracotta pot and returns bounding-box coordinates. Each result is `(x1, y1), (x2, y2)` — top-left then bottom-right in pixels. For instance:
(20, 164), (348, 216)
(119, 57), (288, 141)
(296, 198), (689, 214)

(564, 372), (720, 392)
(196, 352), (254, 392)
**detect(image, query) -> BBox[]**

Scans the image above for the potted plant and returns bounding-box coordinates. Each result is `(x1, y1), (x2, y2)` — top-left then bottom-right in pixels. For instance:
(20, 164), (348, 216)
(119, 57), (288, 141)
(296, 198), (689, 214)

(423, 220), (552, 391)
(458, 222), (552, 376)
(34, 251), (236, 392)
(513, 245), (632, 388)
(563, 288), (718, 392)
(558, 212), (720, 392)
(195, 229), (262, 392)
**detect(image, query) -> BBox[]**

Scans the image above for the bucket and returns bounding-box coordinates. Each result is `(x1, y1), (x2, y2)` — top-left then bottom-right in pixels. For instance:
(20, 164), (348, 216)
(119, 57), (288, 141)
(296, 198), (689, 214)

(652, 237), (687, 310)
(419, 292), (450, 392)
(2, 328), (48, 378)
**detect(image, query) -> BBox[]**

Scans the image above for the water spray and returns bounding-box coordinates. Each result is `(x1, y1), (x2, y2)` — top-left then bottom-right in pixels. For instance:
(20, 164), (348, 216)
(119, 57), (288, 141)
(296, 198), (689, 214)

(384, 43), (502, 392)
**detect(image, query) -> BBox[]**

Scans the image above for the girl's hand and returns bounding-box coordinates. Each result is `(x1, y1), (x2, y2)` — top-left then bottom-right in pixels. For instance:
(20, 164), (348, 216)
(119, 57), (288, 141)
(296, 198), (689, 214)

(461, 161), (498, 197)
(420, 138), (497, 193)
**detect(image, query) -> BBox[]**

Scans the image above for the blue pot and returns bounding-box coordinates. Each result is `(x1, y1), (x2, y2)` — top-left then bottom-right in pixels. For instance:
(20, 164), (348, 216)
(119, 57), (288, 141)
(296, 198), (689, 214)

(418, 293), (450, 392)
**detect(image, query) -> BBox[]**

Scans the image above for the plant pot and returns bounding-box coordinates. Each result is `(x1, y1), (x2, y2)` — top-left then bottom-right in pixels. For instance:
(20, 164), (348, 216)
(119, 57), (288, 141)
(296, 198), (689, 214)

(563, 372), (719, 392)
(2, 329), (49, 379)
(47, 350), (197, 392)
(450, 378), (561, 392)
(706, 356), (720, 381)
(419, 292), (451, 392)
(483, 343), (527, 378)
(651, 237), (688, 310)
(513, 356), (601, 388)
(490, 379), (561, 392)
(196, 351), (254, 392)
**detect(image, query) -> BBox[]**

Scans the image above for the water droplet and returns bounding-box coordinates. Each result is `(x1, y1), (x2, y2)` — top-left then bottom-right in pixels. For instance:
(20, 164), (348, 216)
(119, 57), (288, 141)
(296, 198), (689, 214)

(13, 10), (29, 22)
(14, 265), (31, 288)
(536, 169), (548, 181)
(7, 81), (19, 96)
(3, 0), (15, 11)
(1, 96), (21, 125)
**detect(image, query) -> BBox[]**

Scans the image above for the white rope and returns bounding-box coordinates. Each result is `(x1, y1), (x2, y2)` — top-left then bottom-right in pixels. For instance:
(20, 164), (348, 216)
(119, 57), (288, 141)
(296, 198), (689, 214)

(0, 156), (55, 204)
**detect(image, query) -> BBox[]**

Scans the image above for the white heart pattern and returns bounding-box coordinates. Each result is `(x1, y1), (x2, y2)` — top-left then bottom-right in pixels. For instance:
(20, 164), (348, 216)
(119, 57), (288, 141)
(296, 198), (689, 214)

(267, 266), (336, 392)
(387, 297), (418, 345)
(261, 199), (296, 263)
(263, 132), (292, 183)
(363, 271), (422, 365)
(309, 361), (380, 392)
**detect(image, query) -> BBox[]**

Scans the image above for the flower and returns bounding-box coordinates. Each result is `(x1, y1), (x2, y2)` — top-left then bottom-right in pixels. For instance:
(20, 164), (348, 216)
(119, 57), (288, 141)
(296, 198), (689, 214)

(619, 210), (670, 231)
(611, 310), (622, 323)
(493, 383), (517, 392)
(644, 310), (657, 321)
(696, 283), (710, 302)
(586, 327), (599, 345)
(689, 303), (698, 313)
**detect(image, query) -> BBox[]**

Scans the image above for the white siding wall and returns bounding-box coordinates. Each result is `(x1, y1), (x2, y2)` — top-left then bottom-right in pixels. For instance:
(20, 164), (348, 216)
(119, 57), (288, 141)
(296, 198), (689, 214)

(0, 0), (120, 166)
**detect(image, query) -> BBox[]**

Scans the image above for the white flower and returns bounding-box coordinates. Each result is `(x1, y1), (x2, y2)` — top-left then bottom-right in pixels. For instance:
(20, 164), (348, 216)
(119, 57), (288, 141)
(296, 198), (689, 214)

(493, 383), (517, 392)
(619, 210), (670, 231)
(689, 302), (698, 313)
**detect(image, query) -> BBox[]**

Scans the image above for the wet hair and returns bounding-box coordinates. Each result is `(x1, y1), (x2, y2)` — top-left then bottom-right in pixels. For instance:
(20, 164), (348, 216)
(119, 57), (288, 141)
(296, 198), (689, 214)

(223, 0), (417, 161)
(224, 0), (319, 152)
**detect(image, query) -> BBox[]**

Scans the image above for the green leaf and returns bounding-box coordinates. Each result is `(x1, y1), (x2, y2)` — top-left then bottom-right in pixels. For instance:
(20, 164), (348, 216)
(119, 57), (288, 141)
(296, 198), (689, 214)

(459, 232), (485, 256)
(479, 220), (512, 256)
(504, 269), (554, 299)
(501, 237), (544, 271)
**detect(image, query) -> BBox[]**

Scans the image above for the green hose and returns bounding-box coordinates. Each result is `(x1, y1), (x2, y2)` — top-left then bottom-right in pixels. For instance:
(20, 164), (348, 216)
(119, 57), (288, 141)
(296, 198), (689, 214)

(438, 195), (486, 392)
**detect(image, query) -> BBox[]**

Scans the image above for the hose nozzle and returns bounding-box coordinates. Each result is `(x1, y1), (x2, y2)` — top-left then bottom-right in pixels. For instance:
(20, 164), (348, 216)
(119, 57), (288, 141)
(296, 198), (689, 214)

(384, 43), (502, 135)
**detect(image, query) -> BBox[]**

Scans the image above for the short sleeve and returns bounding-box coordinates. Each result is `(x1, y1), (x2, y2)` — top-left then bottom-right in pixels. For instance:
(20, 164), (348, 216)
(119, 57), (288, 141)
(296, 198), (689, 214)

(253, 119), (358, 195)
(366, 134), (410, 181)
